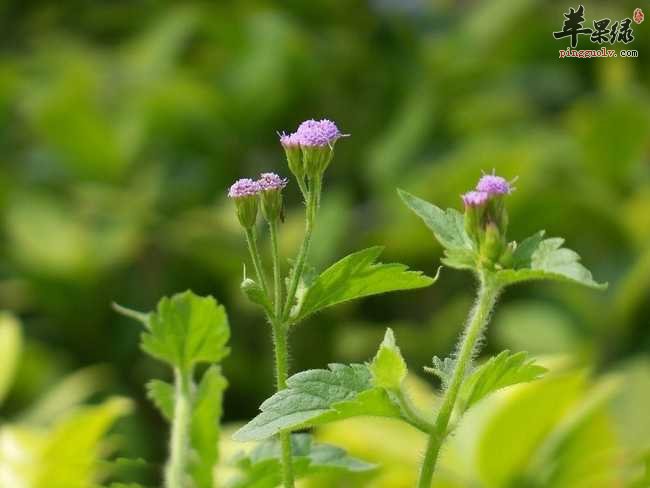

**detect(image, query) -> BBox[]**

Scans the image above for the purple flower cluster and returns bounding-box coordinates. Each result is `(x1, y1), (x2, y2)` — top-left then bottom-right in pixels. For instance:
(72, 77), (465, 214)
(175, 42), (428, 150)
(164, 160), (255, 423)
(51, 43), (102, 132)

(461, 173), (515, 207)
(258, 172), (288, 192)
(280, 119), (344, 149)
(228, 178), (261, 199)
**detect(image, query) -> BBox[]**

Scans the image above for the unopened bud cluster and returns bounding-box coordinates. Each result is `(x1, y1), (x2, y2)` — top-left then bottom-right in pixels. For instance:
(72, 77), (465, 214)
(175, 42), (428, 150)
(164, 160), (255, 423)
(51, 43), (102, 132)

(461, 173), (516, 268)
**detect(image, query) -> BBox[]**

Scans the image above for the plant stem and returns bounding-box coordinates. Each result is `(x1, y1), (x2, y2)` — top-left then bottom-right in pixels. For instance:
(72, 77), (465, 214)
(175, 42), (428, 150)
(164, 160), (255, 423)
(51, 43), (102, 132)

(269, 220), (295, 487)
(416, 272), (500, 488)
(272, 320), (295, 488)
(282, 176), (321, 321)
(245, 226), (270, 301)
(166, 368), (193, 488)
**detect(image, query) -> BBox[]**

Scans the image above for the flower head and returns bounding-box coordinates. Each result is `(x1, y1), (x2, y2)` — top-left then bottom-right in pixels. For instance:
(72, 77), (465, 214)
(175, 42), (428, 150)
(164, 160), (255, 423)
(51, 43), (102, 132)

(257, 173), (287, 222)
(228, 178), (261, 228)
(295, 119), (342, 147)
(462, 190), (489, 208)
(279, 131), (300, 149)
(475, 174), (513, 196)
(228, 178), (261, 199)
(279, 131), (304, 178)
(258, 172), (288, 192)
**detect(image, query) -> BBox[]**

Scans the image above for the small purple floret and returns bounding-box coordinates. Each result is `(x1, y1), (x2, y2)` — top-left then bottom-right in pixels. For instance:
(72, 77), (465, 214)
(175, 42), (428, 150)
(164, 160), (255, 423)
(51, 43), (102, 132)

(295, 119), (343, 147)
(258, 172), (288, 191)
(476, 175), (512, 195)
(279, 131), (300, 148)
(462, 191), (489, 207)
(228, 178), (261, 198)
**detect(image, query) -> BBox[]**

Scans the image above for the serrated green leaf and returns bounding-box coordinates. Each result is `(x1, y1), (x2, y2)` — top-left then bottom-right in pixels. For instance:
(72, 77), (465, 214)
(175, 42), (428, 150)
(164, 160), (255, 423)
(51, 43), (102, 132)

(292, 246), (434, 322)
(370, 328), (407, 390)
(146, 379), (174, 421)
(459, 350), (547, 412)
(398, 189), (477, 270)
(232, 364), (401, 442)
(511, 230), (545, 268)
(227, 433), (374, 488)
(190, 366), (228, 488)
(496, 237), (607, 290)
(140, 291), (230, 369)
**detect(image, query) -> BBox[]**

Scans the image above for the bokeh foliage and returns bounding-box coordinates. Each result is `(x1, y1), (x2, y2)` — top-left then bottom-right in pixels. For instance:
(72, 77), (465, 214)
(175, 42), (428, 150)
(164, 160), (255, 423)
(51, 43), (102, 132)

(0, 0), (649, 486)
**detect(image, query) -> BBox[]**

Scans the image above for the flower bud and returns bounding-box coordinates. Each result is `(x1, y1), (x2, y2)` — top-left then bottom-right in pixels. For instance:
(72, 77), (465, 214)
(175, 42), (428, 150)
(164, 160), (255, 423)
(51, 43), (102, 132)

(279, 132), (303, 179)
(462, 191), (489, 246)
(257, 172), (288, 223)
(481, 221), (506, 265)
(228, 178), (261, 229)
(241, 276), (272, 314)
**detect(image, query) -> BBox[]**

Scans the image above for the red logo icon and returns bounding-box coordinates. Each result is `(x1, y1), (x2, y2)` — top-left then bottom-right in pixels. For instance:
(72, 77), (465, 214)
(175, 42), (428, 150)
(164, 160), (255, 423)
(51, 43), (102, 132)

(633, 8), (644, 24)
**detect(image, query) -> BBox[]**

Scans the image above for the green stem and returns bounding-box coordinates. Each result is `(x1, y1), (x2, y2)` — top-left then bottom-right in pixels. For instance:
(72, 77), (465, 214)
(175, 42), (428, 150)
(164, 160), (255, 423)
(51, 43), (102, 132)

(396, 390), (434, 434)
(416, 272), (500, 488)
(282, 177), (321, 322)
(245, 226), (271, 302)
(166, 368), (193, 488)
(270, 217), (295, 487)
(272, 320), (295, 488)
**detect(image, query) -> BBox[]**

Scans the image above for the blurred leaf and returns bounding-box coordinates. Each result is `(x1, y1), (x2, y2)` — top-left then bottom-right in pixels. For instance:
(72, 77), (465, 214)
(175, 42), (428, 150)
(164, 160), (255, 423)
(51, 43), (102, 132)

(20, 365), (112, 426)
(397, 190), (475, 270)
(141, 291), (230, 370)
(227, 433), (374, 488)
(458, 350), (546, 412)
(190, 366), (228, 488)
(476, 371), (586, 486)
(0, 312), (22, 406)
(145, 379), (173, 421)
(369, 328), (407, 391)
(233, 364), (401, 442)
(293, 246), (434, 322)
(496, 237), (607, 289)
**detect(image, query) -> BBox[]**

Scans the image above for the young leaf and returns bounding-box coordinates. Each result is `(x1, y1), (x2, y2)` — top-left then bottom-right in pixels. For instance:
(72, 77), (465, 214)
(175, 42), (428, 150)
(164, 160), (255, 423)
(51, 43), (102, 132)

(424, 355), (457, 390)
(369, 328), (407, 390)
(146, 379), (174, 421)
(496, 237), (607, 290)
(459, 350), (547, 412)
(292, 246), (434, 322)
(398, 189), (476, 270)
(190, 366), (228, 488)
(140, 291), (231, 370)
(227, 433), (374, 488)
(232, 363), (401, 442)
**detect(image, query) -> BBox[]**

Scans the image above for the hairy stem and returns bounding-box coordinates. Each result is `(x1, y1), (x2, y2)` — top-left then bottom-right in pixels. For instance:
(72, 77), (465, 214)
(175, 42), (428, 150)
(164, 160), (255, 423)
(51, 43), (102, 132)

(166, 368), (193, 488)
(282, 176), (321, 321)
(417, 272), (500, 488)
(245, 226), (270, 302)
(272, 320), (295, 487)
(269, 220), (295, 487)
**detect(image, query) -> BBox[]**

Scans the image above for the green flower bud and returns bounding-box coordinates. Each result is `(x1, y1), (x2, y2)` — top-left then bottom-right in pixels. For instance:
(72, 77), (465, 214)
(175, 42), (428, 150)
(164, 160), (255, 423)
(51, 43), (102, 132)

(257, 173), (287, 223)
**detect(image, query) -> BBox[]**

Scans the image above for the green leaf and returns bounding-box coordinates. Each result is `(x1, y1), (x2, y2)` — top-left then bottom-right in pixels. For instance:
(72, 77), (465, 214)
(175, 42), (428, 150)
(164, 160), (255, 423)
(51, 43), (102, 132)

(496, 237), (607, 290)
(398, 189), (476, 270)
(140, 291), (230, 369)
(369, 328), (407, 390)
(0, 312), (22, 406)
(146, 379), (174, 421)
(459, 350), (547, 412)
(233, 363), (401, 442)
(424, 355), (457, 390)
(190, 366), (228, 488)
(292, 246), (434, 322)
(511, 230), (545, 268)
(227, 433), (374, 488)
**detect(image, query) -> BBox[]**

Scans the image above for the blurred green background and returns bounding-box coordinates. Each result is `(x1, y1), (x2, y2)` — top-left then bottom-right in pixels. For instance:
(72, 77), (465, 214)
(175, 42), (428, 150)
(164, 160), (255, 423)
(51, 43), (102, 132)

(1, 1), (649, 486)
